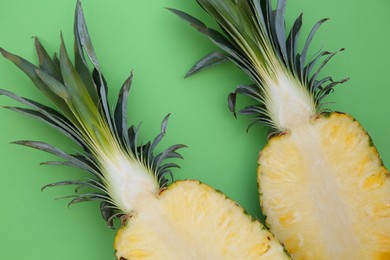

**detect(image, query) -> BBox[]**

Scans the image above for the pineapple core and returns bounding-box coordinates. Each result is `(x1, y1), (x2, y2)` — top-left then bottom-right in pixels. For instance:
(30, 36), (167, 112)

(259, 113), (390, 259)
(114, 180), (289, 260)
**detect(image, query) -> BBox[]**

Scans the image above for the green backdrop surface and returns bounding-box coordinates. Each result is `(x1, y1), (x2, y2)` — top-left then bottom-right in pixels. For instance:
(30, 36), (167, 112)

(0, 0), (389, 259)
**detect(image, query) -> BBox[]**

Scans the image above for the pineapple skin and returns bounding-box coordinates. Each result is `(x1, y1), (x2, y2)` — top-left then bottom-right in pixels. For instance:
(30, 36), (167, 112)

(115, 180), (289, 260)
(258, 112), (390, 259)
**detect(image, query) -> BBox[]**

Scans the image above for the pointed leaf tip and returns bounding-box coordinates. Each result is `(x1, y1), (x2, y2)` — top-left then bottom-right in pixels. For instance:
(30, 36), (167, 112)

(185, 51), (229, 78)
(75, 2), (101, 71)
(161, 113), (171, 134)
(10, 140), (26, 146)
(228, 92), (237, 118)
(0, 47), (10, 58)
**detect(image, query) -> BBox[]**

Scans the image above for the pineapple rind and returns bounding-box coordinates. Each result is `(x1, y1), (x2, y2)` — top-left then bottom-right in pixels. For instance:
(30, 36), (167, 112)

(258, 112), (390, 259)
(115, 180), (289, 260)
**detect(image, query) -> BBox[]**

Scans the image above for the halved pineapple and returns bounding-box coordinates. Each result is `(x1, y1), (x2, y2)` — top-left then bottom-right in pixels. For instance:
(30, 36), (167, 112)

(171, 0), (390, 258)
(115, 180), (286, 259)
(0, 1), (288, 259)
(259, 112), (390, 259)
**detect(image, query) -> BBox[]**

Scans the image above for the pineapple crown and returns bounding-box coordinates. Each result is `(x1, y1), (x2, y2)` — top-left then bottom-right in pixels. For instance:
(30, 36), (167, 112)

(0, 1), (185, 228)
(169, 0), (349, 132)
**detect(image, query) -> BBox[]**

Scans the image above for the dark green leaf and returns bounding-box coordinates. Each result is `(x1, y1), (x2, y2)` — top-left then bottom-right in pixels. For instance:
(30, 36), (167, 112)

(299, 18), (329, 79)
(148, 114), (170, 162)
(92, 68), (115, 134)
(73, 1), (98, 104)
(0, 48), (74, 119)
(286, 13), (303, 74)
(41, 180), (98, 191)
(304, 51), (331, 84)
(3, 106), (86, 148)
(75, 0), (100, 71)
(274, 0), (288, 65)
(309, 48), (344, 87)
(114, 72), (133, 149)
(100, 201), (119, 229)
(40, 160), (100, 177)
(186, 51), (229, 78)
(12, 140), (98, 177)
(34, 37), (62, 82)
(0, 89), (88, 148)
(228, 92), (237, 117)
(168, 8), (249, 69)
(35, 68), (69, 100)
(240, 105), (268, 116)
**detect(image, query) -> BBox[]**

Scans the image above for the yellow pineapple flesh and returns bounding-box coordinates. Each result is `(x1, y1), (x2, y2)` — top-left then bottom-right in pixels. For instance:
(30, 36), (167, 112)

(258, 112), (390, 259)
(171, 0), (390, 258)
(0, 2), (290, 259)
(115, 180), (288, 260)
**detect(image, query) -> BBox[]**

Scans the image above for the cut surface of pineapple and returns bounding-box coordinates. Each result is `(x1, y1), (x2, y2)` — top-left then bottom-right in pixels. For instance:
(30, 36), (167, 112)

(0, 2), (290, 259)
(259, 112), (390, 259)
(115, 180), (288, 260)
(171, 0), (390, 258)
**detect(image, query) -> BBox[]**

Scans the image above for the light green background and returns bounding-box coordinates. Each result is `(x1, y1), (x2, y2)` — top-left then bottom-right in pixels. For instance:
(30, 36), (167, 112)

(0, 0), (389, 259)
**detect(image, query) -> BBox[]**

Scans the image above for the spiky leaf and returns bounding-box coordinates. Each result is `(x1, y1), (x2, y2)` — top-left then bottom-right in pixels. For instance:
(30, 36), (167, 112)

(171, 0), (349, 131)
(1, 1), (184, 227)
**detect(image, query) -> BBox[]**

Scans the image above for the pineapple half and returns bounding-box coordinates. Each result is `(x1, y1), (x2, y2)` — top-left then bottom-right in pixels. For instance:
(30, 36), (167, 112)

(0, 1), (289, 259)
(171, 0), (390, 259)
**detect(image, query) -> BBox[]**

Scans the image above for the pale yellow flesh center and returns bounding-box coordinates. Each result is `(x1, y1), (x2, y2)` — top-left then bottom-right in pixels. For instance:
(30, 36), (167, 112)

(114, 180), (288, 260)
(259, 113), (390, 259)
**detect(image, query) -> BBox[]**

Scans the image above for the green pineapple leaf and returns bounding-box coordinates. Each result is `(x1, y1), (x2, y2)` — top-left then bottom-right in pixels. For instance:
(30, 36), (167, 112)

(1, 1), (185, 228)
(170, 0), (350, 131)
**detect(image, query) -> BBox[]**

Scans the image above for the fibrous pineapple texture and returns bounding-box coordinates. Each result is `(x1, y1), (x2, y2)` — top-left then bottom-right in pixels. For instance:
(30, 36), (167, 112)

(115, 180), (287, 259)
(171, 0), (390, 259)
(0, 1), (288, 259)
(259, 112), (390, 259)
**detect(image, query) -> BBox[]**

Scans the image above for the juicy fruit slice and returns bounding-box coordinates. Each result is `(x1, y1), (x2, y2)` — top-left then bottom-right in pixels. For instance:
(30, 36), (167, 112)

(171, 0), (390, 258)
(0, 2), (290, 258)
(258, 112), (390, 259)
(115, 180), (289, 260)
